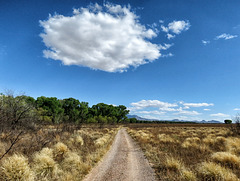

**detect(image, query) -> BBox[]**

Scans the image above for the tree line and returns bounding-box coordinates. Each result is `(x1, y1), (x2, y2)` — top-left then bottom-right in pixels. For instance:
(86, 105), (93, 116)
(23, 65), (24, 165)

(0, 92), (130, 129)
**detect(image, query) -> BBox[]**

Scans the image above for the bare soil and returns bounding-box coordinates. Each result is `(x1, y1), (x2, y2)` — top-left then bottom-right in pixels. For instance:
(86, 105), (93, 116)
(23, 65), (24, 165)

(83, 128), (156, 181)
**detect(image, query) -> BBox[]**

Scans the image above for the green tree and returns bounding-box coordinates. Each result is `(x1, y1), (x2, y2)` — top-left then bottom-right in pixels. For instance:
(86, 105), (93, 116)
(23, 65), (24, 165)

(78, 102), (89, 123)
(62, 98), (80, 123)
(129, 118), (137, 123)
(115, 105), (129, 123)
(36, 96), (64, 124)
(224, 119), (232, 124)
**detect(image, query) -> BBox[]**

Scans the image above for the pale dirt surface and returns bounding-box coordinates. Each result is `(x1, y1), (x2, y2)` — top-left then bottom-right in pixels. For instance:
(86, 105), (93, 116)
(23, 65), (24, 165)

(83, 128), (156, 181)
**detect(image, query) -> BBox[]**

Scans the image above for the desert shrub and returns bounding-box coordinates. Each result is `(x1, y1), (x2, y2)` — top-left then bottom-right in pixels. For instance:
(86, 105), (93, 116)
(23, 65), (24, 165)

(0, 154), (34, 181)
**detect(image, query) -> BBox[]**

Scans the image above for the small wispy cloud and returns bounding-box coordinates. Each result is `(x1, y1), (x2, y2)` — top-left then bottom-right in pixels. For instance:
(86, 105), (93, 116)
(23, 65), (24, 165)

(167, 33), (175, 40)
(202, 40), (210, 45)
(159, 43), (174, 50)
(203, 109), (211, 111)
(181, 102), (214, 107)
(161, 20), (190, 39)
(162, 53), (174, 58)
(215, 33), (238, 40)
(210, 113), (230, 117)
(234, 108), (240, 111)
(159, 20), (164, 24)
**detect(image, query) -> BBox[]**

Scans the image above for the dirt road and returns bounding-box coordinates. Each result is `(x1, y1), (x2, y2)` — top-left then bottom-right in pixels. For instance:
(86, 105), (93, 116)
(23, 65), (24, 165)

(83, 128), (156, 181)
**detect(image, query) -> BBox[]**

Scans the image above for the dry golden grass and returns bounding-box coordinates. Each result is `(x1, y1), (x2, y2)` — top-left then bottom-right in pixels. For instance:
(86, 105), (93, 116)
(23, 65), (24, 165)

(53, 142), (69, 162)
(32, 148), (58, 180)
(0, 154), (34, 181)
(0, 125), (119, 181)
(181, 169), (197, 181)
(225, 137), (240, 155)
(211, 151), (240, 169)
(158, 134), (176, 143)
(127, 124), (240, 180)
(164, 156), (183, 172)
(197, 162), (239, 181)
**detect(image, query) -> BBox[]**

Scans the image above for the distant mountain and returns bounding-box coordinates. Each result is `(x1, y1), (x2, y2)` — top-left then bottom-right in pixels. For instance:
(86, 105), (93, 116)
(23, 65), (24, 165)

(127, 115), (222, 123)
(199, 120), (222, 123)
(127, 115), (157, 121)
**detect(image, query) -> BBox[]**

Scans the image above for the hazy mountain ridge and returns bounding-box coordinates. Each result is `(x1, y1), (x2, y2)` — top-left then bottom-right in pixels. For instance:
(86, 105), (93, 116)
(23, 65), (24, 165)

(127, 115), (222, 123)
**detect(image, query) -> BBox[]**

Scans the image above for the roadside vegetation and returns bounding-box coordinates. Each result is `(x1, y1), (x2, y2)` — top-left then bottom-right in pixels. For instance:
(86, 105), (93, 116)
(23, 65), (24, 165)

(127, 124), (240, 180)
(0, 91), (124, 180)
(0, 124), (119, 180)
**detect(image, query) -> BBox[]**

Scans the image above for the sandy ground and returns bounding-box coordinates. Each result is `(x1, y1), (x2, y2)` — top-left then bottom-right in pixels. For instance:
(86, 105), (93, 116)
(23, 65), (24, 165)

(83, 128), (156, 181)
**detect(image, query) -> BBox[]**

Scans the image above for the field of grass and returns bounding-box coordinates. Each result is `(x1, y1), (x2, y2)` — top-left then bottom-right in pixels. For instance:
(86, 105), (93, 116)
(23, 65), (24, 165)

(127, 124), (240, 181)
(0, 124), (119, 180)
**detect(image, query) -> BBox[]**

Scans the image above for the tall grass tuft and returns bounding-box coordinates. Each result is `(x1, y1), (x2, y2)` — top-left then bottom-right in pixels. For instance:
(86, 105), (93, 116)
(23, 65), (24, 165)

(182, 137), (201, 150)
(95, 134), (111, 147)
(165, 156), (183, 172)
(53, 142), (69, 162)
(75, 135), (84, 146)
(211, 152), (240, 169)
(181, 169), (197, 181)
(32, 148), (58, 179)
(0, 154), (34, 181)
(197, 162), (239, 181)
(225, 137), (240, 155)
(158, 134), (175, 143)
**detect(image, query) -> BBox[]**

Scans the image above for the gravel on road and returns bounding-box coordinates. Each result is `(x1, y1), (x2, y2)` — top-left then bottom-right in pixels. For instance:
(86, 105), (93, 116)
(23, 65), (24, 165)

(83, 128), (156, 181)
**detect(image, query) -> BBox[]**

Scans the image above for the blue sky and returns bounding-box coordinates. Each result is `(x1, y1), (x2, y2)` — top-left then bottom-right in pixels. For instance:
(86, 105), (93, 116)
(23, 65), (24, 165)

(0, 0), (240, 121)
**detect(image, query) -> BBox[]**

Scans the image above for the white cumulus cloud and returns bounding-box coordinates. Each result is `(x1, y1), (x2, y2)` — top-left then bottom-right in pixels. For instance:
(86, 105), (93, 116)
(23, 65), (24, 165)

(130, 100), (177, 110)
(161, 20), (190, 35)
(215, 33), (238, 40)
(40, 3), (162, 72)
